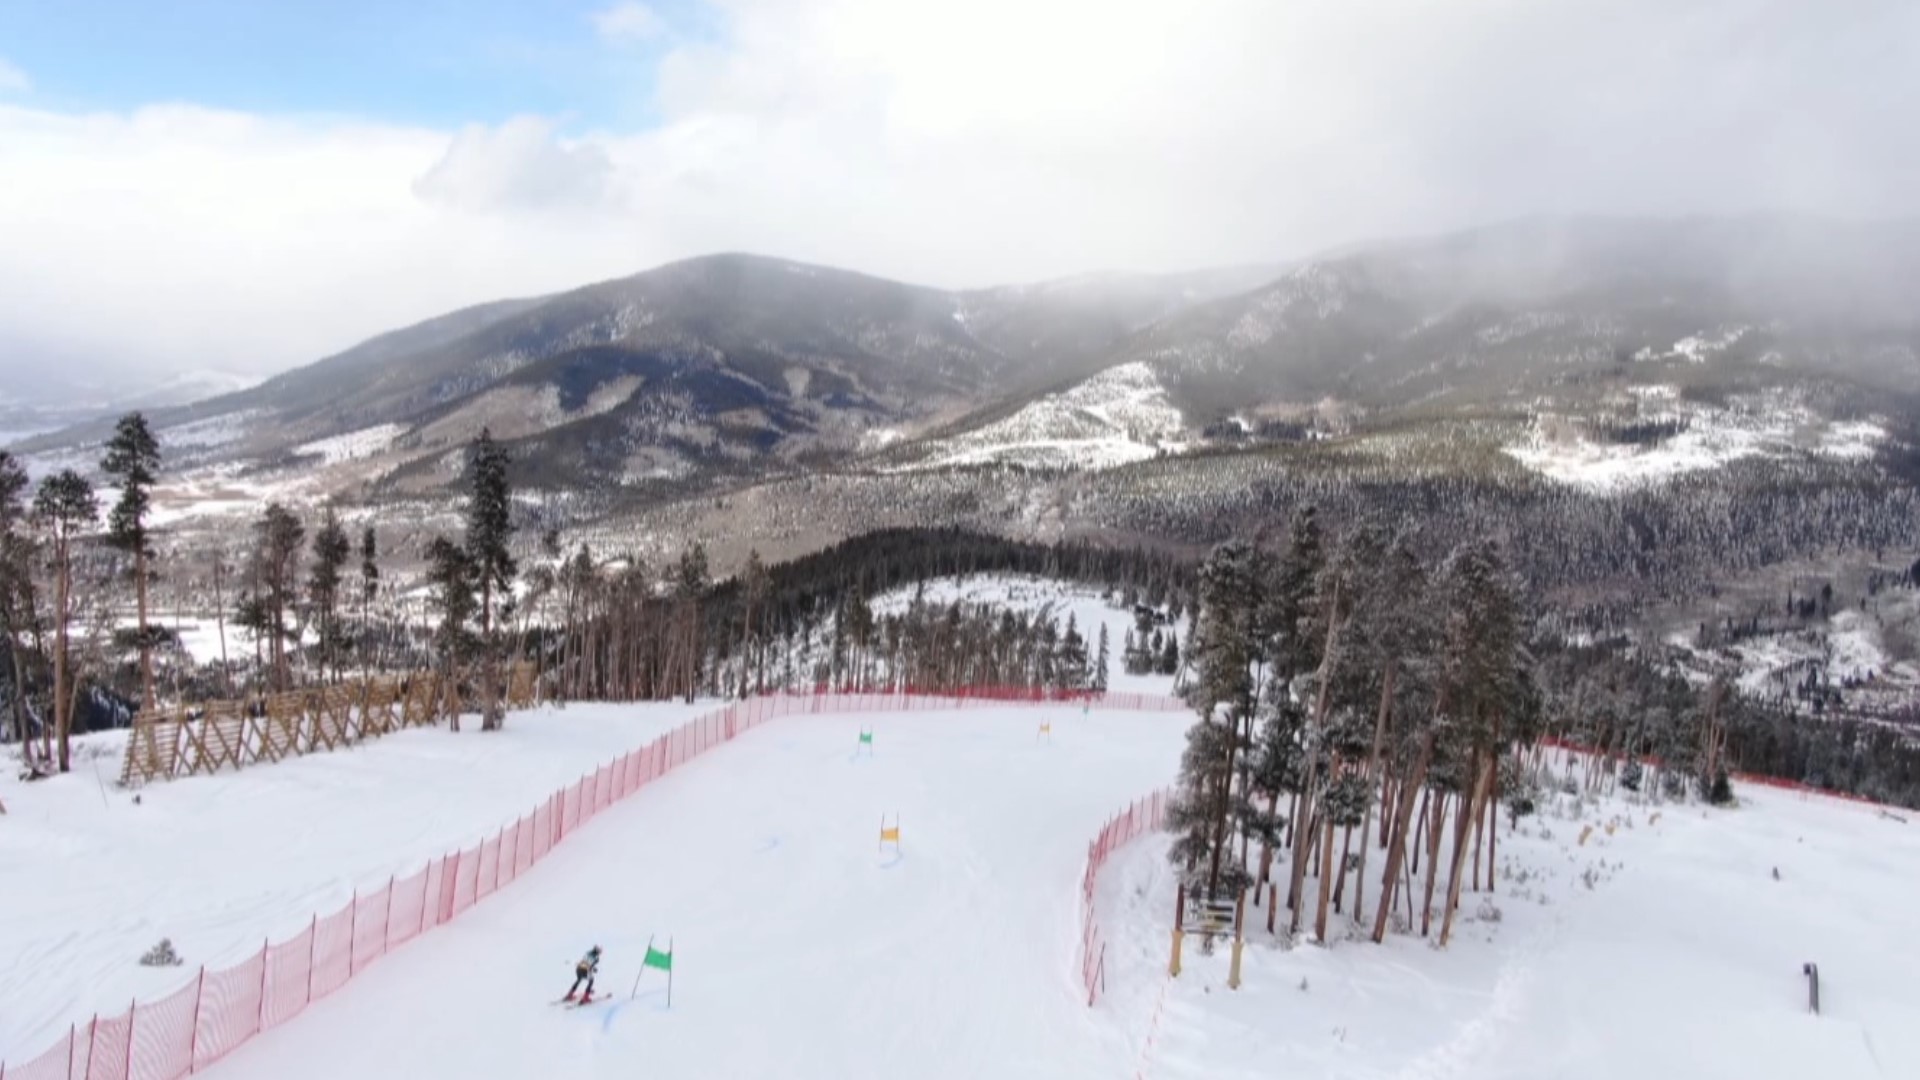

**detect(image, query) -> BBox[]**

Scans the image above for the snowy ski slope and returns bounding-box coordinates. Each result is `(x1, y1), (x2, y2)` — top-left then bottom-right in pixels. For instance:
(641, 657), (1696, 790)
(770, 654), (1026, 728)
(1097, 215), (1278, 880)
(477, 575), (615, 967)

(185, 704), (1187, 1079)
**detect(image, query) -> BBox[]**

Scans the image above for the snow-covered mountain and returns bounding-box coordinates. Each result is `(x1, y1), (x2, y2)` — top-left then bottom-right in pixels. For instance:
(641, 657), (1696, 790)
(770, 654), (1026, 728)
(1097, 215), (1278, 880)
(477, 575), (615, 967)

(17, 215), (1920, 504)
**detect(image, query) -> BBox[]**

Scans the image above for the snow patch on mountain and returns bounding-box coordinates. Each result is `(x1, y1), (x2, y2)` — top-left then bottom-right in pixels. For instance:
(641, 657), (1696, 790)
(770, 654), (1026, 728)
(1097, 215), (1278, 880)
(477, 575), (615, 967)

(898, 362), (1188, 471)
(159, 411), (261, 450)
(1505, 387), (1888, 490)
(296, 423), (405, 464)
(1634, 326), (1752, 364)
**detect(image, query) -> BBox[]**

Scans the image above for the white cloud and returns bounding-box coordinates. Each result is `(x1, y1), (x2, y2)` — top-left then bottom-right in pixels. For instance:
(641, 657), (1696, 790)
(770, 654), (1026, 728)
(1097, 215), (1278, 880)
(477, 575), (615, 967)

(414, 116), (616, 212)
(2, 0), (1919, 388)
(0, 57), (29, 94)
(592, 2), (667, 45)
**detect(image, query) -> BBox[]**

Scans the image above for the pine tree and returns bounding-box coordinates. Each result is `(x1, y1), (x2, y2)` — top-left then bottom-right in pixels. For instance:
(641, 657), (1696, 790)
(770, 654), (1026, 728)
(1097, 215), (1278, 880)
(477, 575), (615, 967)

(1434, 541), (1525, 946)
(250, 503), (305, 691)
(1169, 541), (1259, 898)
(33, 470), (96, 772)
(1707, 766), (1734, 806)
(672, 543), (709, 703)
(1094, 623), (1110, 692)
(742, 549), (770, 695)
(0, 452), (36, 760)
(100, 412), (161, 711)
(1160, 629), (1179, 676)
(465, 429), (516, 730)
(424, 535), (476, 729)
(358, 525), (380, 675)
(1059, 613), (1088, 688)
(307, 506), (350, 684)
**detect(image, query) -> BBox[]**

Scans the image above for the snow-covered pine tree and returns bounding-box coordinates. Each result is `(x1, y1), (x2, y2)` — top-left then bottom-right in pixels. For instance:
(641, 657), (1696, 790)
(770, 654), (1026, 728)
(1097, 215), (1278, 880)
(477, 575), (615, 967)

(1168, 540), (1259, 899)
(1435, 541), (1525, 947)
(1094, 623), (1110, 691)
(464, 428), (516, 730)
(100, 412), (161, 712)
(1160, 629), (1179, 676)
(1059, 613), (1087, 688)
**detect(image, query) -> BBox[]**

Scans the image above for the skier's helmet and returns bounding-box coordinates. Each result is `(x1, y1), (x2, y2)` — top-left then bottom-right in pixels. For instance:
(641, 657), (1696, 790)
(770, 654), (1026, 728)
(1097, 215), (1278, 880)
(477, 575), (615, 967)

(589, 946), (602, 957)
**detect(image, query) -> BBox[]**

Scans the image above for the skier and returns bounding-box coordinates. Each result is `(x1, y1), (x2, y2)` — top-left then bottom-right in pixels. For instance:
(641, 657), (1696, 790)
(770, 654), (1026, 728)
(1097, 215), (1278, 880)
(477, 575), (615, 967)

(564, 946), (603, 1002)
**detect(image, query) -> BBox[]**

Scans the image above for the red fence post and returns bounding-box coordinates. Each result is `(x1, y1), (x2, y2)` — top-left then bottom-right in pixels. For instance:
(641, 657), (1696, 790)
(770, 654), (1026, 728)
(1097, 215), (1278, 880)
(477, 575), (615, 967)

(347, 889), (360, 975)
(187, 966), (206, 1068)
(305, 914), (318, 1003)
(255, 939), (271, 1033)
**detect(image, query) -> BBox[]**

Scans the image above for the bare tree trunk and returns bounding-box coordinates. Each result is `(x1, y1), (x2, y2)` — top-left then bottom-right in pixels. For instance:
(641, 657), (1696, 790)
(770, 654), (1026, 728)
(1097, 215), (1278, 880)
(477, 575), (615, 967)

(136, 546), (154, 712)
(1440, 753), (1495, 946)
(1332, 824), (1356, 913)
(1313, 809), (1339, 942)
(1418, 790), (1448, 937)
(52, 543), (71, 771)
(1371, 728), (1433, 943)
(1352, 662), (1395, 922)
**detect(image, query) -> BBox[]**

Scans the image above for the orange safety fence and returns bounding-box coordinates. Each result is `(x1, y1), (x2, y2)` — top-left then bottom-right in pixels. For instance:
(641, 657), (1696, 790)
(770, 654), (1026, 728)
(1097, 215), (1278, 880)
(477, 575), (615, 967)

(1078, 787), (1172, 1007)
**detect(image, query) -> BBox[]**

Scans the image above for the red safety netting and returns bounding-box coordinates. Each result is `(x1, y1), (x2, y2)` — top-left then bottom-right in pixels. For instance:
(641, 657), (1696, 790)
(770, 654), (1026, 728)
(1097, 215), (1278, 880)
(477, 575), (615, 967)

(260, 923), (314, 1031)
(87, 1008), (133, 1080)
(4, 688), (1188, 1079)
(350, 882), (390, 974)
(387, 868), (429, 950)
(1539, 735), (1902, 813)
(127, 979), (195, 1080)
(3, 1025), (75, 1080)
(309, 902), (353, 1001)
(190, 952), (263, 1071)
(1077, 787), (1171, 1007)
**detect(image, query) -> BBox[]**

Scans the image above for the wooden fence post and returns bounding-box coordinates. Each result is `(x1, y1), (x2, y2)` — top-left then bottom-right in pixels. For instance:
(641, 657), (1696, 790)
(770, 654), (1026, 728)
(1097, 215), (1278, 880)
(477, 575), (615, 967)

(1170, 882), (1185, 977)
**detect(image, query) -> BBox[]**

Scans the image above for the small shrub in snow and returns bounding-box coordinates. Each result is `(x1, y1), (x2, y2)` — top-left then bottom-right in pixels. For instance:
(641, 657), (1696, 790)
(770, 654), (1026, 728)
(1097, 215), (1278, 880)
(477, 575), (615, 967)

(1298, 976), (1310, 993)
(1476, 898), (1503, 923)
(140, 939), (183, 967)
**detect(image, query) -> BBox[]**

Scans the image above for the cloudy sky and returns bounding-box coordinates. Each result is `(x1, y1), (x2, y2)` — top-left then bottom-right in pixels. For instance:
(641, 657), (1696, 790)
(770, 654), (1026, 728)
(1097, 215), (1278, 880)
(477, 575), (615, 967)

(2, 0), (1916, 390)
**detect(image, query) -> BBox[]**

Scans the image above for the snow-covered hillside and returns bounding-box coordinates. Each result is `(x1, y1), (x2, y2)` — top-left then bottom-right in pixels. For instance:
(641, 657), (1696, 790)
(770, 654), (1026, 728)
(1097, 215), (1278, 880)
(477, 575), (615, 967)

(1505, 386), (1887, 490)
(898, 363), (1190, 471)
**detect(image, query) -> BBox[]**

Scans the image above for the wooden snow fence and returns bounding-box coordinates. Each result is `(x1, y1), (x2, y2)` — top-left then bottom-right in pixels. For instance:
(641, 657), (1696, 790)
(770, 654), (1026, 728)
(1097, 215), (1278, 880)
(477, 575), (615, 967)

(117, 663), (542, 787)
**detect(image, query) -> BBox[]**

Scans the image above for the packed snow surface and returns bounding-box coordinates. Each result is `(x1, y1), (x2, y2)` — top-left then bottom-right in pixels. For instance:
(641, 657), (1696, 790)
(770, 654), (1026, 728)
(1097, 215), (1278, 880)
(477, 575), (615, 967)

(106, 703), (1187, 1080)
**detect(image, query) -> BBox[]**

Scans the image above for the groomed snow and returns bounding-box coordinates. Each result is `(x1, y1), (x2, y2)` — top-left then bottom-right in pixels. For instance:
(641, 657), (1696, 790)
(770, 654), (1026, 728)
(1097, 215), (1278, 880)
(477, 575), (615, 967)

(1094, 763), (1920, 1080)
(173, 703), (1187, 1079)
(0, 702), (706, 1056)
